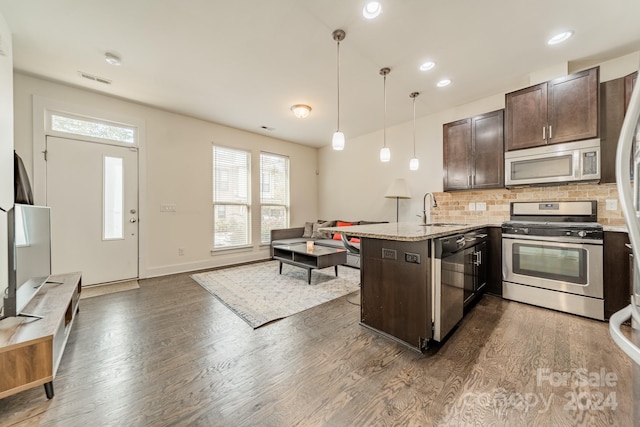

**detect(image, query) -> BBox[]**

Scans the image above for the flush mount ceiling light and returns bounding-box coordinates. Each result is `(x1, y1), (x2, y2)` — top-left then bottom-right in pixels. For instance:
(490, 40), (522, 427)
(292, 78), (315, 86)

(290, 104), (311, 119)
(419, 61), (436, 71)
(104, 52), (121, 66)
(379, 67), (391, 163)
(409, 92), (420, 171)
(332, 29), (346, 151)
(436, 78), (452, 88)
(363, 1), (382, 19)
(547, 30), (574, 45)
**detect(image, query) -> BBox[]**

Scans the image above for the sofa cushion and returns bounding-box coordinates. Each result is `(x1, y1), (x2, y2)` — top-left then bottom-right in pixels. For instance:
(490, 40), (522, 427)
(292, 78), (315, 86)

(332, 221), (354, 240)
(302, 222), (314, 238)
(272, 238), (308, 247)
(311, 221), (333, 239)
(315, 239), (360, 252)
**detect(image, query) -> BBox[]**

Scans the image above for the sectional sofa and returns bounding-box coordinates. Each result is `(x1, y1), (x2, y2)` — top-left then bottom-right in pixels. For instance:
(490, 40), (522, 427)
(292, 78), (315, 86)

(270, 220), (385, 268)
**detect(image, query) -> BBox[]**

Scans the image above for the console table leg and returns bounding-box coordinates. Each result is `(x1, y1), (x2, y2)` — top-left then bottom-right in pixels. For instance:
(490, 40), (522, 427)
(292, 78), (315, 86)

(279, 261), (283, 275)
(44, 381), (54, 399)
(307, 269), (312, 284)
(335, 265), (339, 277)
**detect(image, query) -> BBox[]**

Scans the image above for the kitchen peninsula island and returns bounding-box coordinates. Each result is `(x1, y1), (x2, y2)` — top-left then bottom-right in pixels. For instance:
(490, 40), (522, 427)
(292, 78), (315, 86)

(322, 222), (489, 352)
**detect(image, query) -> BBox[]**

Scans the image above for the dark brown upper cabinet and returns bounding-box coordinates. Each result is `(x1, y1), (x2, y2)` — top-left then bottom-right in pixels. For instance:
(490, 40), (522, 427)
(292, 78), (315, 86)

(600, 71), (638, 183)
(505, 67), (599, 151)
(443, 109), (504, 191)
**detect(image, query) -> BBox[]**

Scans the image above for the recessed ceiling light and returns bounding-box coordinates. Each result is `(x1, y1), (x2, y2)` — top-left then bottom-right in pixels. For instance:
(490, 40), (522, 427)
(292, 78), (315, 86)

(547, 30), (574, 45)
(363, 1), (382, 19)
(290, 104), (312, 119)
(419, 61), (436, 71)
(104, 52), (121, 66)
(437, 79), (451, 88)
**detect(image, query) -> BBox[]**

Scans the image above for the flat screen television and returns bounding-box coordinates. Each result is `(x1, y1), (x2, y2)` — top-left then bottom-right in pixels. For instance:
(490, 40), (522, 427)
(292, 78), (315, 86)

(2, 204), (52, 319)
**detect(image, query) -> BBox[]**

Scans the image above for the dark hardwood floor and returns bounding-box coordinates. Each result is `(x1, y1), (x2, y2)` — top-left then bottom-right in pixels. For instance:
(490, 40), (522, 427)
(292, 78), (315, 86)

(0, 266), (634, 426)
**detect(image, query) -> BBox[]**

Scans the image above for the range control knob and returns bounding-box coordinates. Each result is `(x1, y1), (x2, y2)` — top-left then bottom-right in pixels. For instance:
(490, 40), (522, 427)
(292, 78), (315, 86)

(523, 228), (529, 234)
(578, 230), (587, 238)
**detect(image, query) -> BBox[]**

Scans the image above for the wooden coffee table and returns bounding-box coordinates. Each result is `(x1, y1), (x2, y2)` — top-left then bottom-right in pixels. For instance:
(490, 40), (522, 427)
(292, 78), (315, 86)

(272, 243), (347, 284)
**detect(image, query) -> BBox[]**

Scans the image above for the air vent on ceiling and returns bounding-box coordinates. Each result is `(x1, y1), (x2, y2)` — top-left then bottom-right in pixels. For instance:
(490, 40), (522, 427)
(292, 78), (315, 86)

(78, 71), (112, 85)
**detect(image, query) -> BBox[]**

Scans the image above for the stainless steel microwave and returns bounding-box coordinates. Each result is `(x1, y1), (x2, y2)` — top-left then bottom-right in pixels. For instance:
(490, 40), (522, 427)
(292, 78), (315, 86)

(504, 139), (600, 187)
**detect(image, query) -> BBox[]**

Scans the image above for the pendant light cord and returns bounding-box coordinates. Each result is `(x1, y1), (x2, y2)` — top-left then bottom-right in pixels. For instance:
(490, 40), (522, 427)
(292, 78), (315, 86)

(383, 73), (387, 148)
(336, 39), (341, 132)
(412, 95), (416, 156)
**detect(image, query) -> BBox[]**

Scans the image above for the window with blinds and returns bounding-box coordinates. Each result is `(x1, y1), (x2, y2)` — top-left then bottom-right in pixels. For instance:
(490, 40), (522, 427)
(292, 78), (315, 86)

(213, 146), (251, 249)
(260, 152), (289, 244)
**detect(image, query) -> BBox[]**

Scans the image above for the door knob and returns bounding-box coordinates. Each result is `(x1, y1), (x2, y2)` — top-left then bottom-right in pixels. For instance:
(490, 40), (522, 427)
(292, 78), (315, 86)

(130, 218), (137, 223)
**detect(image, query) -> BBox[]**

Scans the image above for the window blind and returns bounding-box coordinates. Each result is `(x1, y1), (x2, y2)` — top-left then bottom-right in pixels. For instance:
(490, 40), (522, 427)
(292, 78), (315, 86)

(213, 146), (251, 248)
(260, 152), (289, 244)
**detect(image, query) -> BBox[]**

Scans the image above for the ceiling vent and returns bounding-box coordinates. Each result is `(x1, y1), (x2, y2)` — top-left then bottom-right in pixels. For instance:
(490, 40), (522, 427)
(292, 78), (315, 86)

(78, 71), (112, 85)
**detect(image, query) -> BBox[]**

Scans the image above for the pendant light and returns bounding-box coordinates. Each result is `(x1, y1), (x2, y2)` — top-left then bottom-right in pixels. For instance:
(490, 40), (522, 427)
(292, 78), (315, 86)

(332, 29), (346, 150)
(409, 92), (420, 171)
(379, 67), (391, 162)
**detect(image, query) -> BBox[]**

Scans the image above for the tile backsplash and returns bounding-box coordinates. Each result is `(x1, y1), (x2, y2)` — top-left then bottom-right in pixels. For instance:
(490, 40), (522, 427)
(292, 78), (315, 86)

(430, 183), (624, 226)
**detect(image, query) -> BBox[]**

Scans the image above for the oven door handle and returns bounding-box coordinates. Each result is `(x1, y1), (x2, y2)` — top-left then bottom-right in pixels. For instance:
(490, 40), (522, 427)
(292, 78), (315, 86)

(502, 233), (603, 245)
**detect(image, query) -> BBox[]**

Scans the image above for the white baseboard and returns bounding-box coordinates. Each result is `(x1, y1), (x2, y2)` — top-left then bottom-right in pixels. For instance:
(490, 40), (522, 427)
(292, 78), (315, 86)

(141, 252), (270, 279)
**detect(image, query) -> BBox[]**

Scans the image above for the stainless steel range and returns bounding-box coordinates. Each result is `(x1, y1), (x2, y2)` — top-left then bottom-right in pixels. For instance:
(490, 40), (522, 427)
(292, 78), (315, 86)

(502, 200), (604, 320)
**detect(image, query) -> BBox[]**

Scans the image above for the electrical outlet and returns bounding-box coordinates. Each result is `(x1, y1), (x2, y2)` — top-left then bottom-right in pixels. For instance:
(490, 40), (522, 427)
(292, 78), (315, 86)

(468, 202), (476, 211)
(405, 252), (421, 264)
(161, 203), (177, 212)
(606, 199), (618, 211)
(178, 247), (184, 256)
(382, 248), (397, 260)
(476, 202), (487, 211)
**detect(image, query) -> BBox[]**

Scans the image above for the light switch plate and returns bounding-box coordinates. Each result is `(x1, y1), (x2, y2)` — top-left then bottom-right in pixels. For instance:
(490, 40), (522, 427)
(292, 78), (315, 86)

(161, 203), (177, 212)
(606, 199), (618, 211)
(468, 202), (476, 211)
(476, 202), (487, 211)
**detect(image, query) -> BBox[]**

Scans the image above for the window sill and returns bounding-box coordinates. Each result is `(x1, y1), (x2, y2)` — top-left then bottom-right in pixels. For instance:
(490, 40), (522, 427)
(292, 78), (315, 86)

(210, 244), (253, 255)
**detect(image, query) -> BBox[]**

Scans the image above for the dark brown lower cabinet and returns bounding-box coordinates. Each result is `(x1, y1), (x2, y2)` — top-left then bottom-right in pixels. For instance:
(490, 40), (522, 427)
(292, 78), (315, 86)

(360, 238), (431, 351)
(603, 231), (632, 319)
(486, 226), (502, 296)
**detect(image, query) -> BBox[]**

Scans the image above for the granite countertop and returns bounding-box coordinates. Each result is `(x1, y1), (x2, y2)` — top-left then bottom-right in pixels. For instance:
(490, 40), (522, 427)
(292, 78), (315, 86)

(321, 222), (496, 242)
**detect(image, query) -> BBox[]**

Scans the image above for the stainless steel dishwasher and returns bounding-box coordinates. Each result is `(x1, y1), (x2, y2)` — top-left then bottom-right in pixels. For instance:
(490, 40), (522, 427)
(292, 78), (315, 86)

(433, 229), (488, 341)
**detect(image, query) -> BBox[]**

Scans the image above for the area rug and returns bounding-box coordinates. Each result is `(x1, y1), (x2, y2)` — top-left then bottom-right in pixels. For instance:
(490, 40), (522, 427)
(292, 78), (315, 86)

(190, 261), (360, 328)
(80, 279), (140, 299)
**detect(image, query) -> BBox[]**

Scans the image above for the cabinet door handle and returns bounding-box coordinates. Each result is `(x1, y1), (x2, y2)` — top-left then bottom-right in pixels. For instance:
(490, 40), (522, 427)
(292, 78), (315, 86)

(468, 176), (471, 186)
(549, 125), (553, 139)
(543, 126), (546, 140)
(626, 243), (633, 249)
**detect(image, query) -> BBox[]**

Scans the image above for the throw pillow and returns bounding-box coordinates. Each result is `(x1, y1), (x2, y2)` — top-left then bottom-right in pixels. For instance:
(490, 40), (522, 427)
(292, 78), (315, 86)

(332, 221), (353, 240)
(311, 221), (333, 239)
(302, 221), (314, 238)
(349, 238), (361, 243)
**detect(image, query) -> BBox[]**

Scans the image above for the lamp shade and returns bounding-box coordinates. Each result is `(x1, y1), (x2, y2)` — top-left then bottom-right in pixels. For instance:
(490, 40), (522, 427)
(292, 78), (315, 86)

(332, 131), (345, 150)
(384, 178), (412, 199)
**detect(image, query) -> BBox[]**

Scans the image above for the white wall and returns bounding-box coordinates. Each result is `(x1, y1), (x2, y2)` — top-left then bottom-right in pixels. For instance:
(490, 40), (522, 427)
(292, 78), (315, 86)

(318, 52), (640, 224)
(318, 93), (505, 223)
(13, 73), (319, 278)
(0, 13), (12, 312)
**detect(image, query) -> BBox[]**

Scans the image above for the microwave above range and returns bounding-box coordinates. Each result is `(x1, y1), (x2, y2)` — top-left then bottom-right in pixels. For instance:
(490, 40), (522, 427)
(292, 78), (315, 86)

(504, 138), (600, 188)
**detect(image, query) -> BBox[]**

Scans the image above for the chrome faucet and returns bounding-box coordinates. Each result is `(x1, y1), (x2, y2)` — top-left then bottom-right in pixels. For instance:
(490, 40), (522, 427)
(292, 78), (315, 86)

(420, 192), (438, 225)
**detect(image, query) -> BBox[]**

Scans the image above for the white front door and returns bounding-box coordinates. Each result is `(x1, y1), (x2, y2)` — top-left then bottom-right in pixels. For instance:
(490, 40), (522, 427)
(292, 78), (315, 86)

(46, 136), (138, 285)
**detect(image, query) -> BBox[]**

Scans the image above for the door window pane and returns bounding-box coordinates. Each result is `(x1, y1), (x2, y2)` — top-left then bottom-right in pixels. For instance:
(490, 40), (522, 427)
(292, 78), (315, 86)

(51, 113), (136, 144)
(104, 156), (124, 240)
